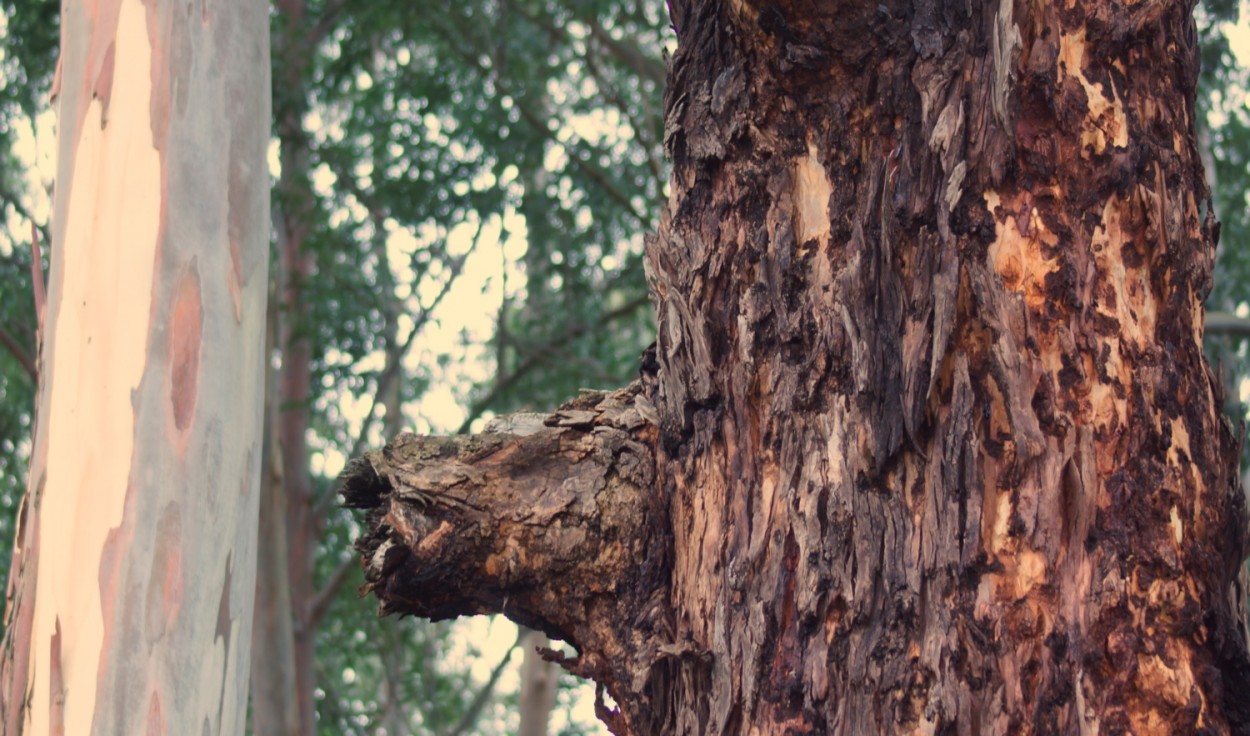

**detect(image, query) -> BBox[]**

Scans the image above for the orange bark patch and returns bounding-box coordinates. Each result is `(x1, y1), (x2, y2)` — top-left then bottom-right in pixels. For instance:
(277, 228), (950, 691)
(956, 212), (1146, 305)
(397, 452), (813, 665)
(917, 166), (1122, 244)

(984, 190), (1059, 313)
(1091, 196), (1155, 348)
(416, 520), (455, 556)
(1058, 29), (1129, 156)
(792, 143), (832, 245)
(168, 264), (202, 434)
(1135, 652), (1196, 712)
(141, 0), (171, 149)
(1015, 549), (1046, 596)
(138, 0), (188, 149)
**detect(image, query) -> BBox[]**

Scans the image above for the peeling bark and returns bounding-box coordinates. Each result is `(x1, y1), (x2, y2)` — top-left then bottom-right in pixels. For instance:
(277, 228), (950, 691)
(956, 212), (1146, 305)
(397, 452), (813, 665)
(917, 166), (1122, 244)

(349, 1), (1250, 734)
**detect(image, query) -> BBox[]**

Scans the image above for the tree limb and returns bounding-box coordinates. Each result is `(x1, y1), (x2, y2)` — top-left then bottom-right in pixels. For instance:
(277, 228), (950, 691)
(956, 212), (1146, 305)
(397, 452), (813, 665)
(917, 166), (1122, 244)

(511, 2), (667, 87)
(378, 624), (412, 735)
(433, 10), (650, 225)
(583, 15), (667, 87)
(582, 44), (666, 201)
(307, 0), (348, 45)
(1205, 311), (1250, 339)
(309, 166), (472, 521)
(456, 293), (651, 434)
(344, 381), (680, 716)
(306, 555), (357, 629)
(441, 630), (522, 736)
(0, 323), (36, 381)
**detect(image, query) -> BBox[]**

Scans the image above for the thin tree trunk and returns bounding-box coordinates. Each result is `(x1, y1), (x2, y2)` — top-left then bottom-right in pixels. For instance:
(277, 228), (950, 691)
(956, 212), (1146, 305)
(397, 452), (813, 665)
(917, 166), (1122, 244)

(517, 629), (559, 736)
(276, 158), (318, 736)
(247, 3), (320, 733)
(0, 1), (270, 732)
(250, 300), (300, 735)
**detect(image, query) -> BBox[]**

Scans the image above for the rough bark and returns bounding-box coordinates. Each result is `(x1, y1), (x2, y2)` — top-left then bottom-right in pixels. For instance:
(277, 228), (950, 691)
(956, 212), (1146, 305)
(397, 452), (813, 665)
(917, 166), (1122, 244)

(0, 0), (270, 733)
(346, 386), (676, 730)
(348, 1), (1250, 734)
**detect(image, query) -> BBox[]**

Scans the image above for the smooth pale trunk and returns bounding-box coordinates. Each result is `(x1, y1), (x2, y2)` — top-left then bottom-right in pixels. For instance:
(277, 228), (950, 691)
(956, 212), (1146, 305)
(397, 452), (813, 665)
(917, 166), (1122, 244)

(517, 629), (559, 736)
(1, 0), (270, 733)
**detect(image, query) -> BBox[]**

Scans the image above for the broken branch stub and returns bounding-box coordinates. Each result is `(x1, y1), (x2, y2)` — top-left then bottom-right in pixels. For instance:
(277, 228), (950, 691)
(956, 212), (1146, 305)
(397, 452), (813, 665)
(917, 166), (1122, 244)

(342, 382), (673, 701)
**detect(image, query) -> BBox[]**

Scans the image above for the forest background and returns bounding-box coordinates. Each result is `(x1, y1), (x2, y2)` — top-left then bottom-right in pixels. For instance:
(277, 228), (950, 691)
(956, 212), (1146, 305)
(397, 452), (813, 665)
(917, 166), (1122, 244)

(0, 0), (1248, 733)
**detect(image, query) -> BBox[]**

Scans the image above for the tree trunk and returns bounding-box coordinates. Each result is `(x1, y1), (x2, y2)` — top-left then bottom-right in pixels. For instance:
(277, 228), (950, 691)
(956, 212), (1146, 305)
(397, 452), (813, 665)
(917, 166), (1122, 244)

(247, 3), (320, 733)
(518, 629), (559, 736)
(0, 1), (270, 733)
(249, 303), (301, 735)
(347, 1), (1250, 734)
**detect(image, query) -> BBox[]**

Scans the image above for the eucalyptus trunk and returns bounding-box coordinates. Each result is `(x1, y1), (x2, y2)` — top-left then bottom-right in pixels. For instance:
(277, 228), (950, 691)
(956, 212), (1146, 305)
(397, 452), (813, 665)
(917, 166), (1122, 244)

(0, 0), (270, 732)
(347, 1), (1250, 733)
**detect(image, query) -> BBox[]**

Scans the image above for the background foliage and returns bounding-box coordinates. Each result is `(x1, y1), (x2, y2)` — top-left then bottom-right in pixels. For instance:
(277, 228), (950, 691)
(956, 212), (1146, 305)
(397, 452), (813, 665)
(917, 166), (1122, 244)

(1, 1), (1248, 733)
(1198, 2), (1250, 436)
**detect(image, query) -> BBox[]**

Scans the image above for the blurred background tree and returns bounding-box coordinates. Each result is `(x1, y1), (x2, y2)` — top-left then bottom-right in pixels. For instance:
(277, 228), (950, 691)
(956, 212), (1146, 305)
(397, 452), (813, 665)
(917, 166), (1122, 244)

(1198, 1), (1250, 448)
(1, 1), (1248, 733)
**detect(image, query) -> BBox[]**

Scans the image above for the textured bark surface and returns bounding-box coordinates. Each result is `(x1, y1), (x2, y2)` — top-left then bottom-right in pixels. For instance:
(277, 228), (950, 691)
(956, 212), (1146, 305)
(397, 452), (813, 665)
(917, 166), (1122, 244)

(0, 0), (270, 733)
(347, 385), (678, 731)
(350, 0), (1250, 733)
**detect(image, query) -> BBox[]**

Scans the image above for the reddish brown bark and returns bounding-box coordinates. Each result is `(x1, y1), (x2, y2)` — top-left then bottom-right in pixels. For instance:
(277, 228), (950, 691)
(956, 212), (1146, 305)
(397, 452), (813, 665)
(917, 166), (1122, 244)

(349, 1), (1250, 734)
